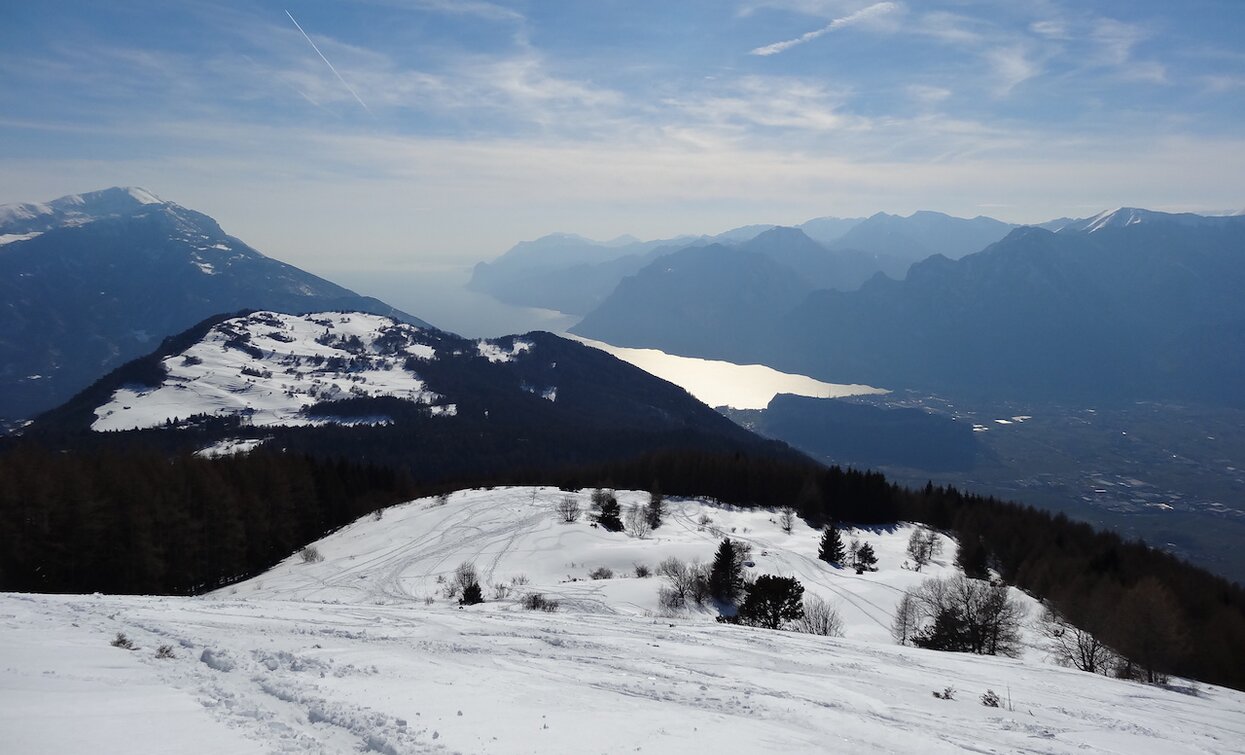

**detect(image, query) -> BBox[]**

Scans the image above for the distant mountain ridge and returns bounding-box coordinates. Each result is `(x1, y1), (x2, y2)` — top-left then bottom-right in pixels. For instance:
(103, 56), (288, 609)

(0, 187), (425, 424)
(469, 210), (1015, 316)
(574, 208), (1245, 405)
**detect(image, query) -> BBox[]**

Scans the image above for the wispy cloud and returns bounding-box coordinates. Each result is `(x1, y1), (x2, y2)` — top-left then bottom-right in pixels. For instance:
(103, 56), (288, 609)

(750, 2), (898, 56)
(285, 10), (374, 116)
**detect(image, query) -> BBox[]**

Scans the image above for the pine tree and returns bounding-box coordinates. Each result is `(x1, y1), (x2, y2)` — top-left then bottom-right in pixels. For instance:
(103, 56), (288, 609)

(738, 575), (805, 629)
(460, 581), (484, 605)
(593, 490), (623, 532)
(818, 524), (845, 565)
(646, 488), (665, 530)
(709, 538), (743, 605)
(855, 542), (878, 573)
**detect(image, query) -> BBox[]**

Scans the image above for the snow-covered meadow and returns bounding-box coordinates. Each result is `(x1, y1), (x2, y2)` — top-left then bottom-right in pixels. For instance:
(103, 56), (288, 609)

(3, 488), (1243, 754)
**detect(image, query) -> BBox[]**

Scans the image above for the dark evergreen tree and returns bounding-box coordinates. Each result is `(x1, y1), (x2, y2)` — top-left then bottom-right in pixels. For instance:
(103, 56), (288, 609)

(818, 524), (845, 564)
(739, 575), (805, 629)
(855, 542), (878, 573)
(459, 581), (484, 606)
(914, 606), (970, 652)
(593, 490), (623, 532)
(709, 538), (743, 605)
(956, 537), (990, 579)
(646, 487), (665, 530)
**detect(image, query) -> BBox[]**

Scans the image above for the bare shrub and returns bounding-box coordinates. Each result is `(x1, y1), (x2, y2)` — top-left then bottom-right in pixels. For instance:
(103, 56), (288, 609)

(521, 593), (560, 612)
(933, 687), (955, 700)
(658, 586), (685, 612)
(589, 566), (614, 580)
(299, 545), (323, 563)
(492, 583), (512, 600)
(155, 644), (176, 660)
(1040, 606), (1117, 674)
(658, 556), (711, 607)
(625, 504), (653, 538)
(110, 632), (135, 650)
(981, 689), (1001, 707)
(633, 563), (651, 578)
(779, 507), (796, 534)
(557, 496), (581, 523)
(793, 595), (844, 637)
(907, 526), (943, 572)
(510, 574), (530, 586)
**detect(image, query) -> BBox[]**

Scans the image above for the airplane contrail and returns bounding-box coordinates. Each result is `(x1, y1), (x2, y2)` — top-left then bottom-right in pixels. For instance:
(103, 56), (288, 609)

(285, 9), (374, 116)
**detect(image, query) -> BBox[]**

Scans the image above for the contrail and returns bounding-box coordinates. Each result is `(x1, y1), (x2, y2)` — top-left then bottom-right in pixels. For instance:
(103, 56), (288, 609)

(285, 9), (374, 116)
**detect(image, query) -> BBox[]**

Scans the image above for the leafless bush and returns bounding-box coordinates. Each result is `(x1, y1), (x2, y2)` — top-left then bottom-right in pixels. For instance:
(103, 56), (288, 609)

(110, 632), (135, 650)
(633, 563), (651, 578)
(658, 586), (685, 612)
(907, 526), (943, 572)
(511, 574), (530, 586)
(493, 583), (512, 600)
(657, 557), (710, 607)
(155, 644), (176, 659)
(792, 595), (844, 637)
(521, 593), (559, 612)
(981, 689), (1000, 707)
(557, 496), (581, 523)
(932, 687), (955, 700)
(779, 507), (796, 534)
(589, 566), (614, 580)
(299, 545), (323, 563)
(625, 504), (653, 538)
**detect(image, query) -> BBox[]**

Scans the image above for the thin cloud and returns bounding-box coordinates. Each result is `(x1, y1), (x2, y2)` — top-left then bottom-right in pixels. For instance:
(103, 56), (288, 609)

(751, 1), (898, 56)
(284, 10), (374, 116)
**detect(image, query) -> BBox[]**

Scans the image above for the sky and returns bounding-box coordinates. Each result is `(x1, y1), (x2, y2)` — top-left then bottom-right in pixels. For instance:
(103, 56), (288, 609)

(1, 0), (1243, 275)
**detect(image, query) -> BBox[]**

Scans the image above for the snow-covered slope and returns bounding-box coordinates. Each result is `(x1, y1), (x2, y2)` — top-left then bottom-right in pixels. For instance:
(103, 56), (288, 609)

(1060, 207), (1231, 233)
(226, 487), (964, 647)
(3, 487), (1243, 754)
(93, 311), (455, 431)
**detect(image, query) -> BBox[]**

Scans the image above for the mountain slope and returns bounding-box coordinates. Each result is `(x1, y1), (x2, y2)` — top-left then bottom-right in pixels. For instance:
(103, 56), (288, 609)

(0, 188), (424, 424)
(771, 215), (1245, 402)
(29, 310), (794, 477)
(570, 244), (814, 362)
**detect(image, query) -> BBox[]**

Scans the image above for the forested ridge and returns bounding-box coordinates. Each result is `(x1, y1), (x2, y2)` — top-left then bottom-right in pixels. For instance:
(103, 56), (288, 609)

(1, 444), (1242, 691)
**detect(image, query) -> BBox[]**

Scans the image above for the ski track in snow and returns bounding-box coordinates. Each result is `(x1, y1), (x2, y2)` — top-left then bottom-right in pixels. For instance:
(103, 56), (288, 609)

(4, 487), (1244, 754)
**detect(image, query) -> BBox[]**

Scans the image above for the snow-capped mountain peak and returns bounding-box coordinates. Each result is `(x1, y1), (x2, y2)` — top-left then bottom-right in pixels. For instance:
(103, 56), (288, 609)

(0, 186), (169, 235)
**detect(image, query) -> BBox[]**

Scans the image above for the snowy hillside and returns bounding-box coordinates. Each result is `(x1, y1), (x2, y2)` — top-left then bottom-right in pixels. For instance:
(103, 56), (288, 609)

(226, 487), (965, 648)
(93, 311), (461, 431)
(4, 488), (1243, 754)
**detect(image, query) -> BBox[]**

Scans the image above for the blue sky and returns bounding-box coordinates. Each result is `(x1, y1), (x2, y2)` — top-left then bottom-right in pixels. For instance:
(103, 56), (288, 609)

(1, 1), (1242, 273)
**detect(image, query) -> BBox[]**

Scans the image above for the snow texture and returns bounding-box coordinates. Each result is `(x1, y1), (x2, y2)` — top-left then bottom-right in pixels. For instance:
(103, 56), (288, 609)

(92, 312), (449, 431)
(4, 487), (1242, 753)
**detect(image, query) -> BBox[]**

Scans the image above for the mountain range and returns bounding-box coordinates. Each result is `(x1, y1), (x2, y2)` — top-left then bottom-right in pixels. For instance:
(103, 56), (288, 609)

(0, 188), (423, 425)
(468, 210), (1015, 316)
(572, 208), (1245, 405)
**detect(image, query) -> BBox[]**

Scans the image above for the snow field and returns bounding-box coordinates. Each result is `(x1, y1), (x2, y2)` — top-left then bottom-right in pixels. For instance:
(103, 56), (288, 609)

(92, 312), (449, 432)
(3, 487), (1243, 753)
